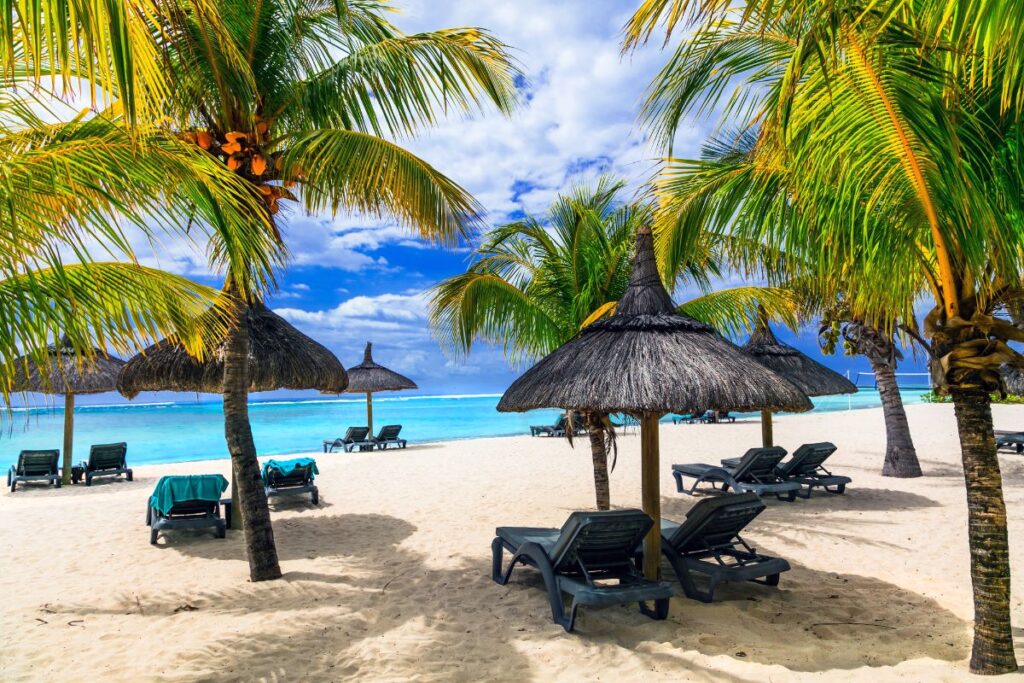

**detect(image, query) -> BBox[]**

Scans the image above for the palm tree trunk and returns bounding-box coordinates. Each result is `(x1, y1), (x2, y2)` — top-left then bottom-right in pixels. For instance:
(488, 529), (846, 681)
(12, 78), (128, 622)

(585, 412), (610, 510)
(866, 352), (921, 477)
(223, 317), (282, 582)
(950, 388), (1019, 674)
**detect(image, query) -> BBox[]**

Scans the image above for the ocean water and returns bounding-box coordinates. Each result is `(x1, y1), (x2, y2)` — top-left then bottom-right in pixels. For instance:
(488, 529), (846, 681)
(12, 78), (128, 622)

(2, 390), (923, 468)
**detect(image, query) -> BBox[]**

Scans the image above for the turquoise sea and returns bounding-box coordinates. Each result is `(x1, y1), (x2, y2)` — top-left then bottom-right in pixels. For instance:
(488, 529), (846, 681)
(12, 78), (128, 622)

(2, 390), (923, 468)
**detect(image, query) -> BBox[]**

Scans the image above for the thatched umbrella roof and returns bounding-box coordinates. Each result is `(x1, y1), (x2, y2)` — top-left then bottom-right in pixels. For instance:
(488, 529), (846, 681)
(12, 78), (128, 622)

(345, 343), (417, 393)
(12, 335), (125, 395)
(12, 335), (126, 484)
(118, 300), (347, 398)
(743, 323), (857, 397)
(341, 342), (417, 435)
(497, 231), (812, 416)
(497, 225), (811, 581)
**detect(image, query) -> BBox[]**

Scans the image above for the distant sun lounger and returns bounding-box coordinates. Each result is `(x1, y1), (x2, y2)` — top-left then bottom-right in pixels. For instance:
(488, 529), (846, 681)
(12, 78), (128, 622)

(996, 430), (1024, 454)
(491, 509), (673, 632)
(262, 458), (319, 505)
(81, 442), (132, 486)
(653, 493), (790, 602)
(672, 447), (802, 501)
(7, 449), (61, 492)
(323, 426), (371, 452)
(372, 425), (407, 449)
(146, 475), (228, 544)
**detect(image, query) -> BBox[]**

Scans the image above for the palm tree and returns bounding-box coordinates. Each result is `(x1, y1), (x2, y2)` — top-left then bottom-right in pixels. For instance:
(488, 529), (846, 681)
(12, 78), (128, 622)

(109, 0), (519, 581)
(0, 94), (283, 401)
(430, 177), (797, 509)
(626, 1), (1024, 673)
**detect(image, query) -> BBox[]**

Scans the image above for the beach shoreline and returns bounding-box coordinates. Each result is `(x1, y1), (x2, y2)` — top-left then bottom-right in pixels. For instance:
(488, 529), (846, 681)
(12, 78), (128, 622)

(1, 402), (1022, 681)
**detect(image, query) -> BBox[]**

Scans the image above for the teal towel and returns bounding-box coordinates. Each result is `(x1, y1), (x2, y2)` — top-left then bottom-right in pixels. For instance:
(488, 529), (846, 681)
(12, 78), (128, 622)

(149, 475), (228, 515)
(261, 457), (319, 483)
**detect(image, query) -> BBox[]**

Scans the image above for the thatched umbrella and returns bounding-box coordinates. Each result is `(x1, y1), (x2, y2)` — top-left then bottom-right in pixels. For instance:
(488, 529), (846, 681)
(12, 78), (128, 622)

(343, 342), (417, 435)
(118, 300), (347, 529)
(498, 225), (812, 578)
(118, 300), (347, 397)
(12, 336), (126, 484)
(743, 321), (857, 447)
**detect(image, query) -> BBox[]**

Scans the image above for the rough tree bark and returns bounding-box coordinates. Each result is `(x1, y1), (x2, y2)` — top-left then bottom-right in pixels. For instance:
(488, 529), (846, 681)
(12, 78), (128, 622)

(865, 351), (922, 477)
(585, 412), (610, 510)
(223, 311), (282, 582)
(950, 388), (1018, 674)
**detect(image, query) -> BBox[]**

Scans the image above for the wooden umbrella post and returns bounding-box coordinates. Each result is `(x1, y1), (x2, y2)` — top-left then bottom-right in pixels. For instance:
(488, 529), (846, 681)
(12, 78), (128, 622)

(761, 409), (773, 447)
(366, 391), (374, 436)
(62, 393), (74, 485)
(640, 412), (662, 579)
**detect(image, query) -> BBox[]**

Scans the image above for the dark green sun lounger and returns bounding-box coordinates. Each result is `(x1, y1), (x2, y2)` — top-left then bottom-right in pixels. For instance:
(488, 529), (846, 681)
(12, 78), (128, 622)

(654, 493), (790, 602)
(146, 475), (228, 544)
(7, 450), (61, 492)
(530, 415), (566, 437)
(492, 509), (673, 632)
(262, 458), (319, 504)
(996, 430), (1024, 454)
(372, 425), (407, 449)
(323, 426), (371, 452)
(81, 442), (132, 486)
(773, 442), (850, 497)
(672, 447), (801, 501)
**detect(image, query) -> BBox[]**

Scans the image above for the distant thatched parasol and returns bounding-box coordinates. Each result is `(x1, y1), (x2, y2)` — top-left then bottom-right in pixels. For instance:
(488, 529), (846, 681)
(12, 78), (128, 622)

(343, 342), (417, 435)
(118, 300), (347, 397)
(12, 336), (126, 484)
(743, 321), (857, 446)
(498, 225), (811, 578)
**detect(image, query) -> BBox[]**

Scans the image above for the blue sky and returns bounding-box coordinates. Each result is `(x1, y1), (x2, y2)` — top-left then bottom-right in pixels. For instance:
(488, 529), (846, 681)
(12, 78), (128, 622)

(90, 0), (927, 405)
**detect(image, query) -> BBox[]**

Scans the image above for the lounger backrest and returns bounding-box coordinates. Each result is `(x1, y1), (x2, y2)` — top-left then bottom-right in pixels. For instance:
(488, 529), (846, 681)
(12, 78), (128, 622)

(166, 499), (218, 518)
(344, 427), (370, 442)
(731, 447), (788, 482)
(17, 449), (59, 475)
(376, 425), (402, 440)
(89, 442), (127, 469)
(666, 493), (766, 552)
(266, 464), (313, 487)
(548, 509), (652, 575)
(777, 442), (837, 477)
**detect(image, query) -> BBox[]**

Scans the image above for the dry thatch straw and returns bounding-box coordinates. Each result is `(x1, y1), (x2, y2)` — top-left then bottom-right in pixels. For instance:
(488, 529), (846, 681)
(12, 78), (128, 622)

(340, 342), (417, 434)
(344, 342), (418, 393)
(743, 323), (857, 397)
(118, 300), (347, 398)
(12, 336), (125, 395)
(497, 230), (813, 416)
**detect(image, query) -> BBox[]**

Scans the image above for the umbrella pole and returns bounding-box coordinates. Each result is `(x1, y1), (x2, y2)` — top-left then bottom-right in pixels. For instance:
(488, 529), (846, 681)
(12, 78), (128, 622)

(62, 394), (74, 485)
(640, 412), (662, 580)
(761, 409), (773, 447)
(366, 392), (373, 436)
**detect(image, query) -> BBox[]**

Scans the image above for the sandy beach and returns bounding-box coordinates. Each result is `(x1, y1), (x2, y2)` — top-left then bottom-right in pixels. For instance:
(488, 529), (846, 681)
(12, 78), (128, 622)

(1, 402), (1022, 682)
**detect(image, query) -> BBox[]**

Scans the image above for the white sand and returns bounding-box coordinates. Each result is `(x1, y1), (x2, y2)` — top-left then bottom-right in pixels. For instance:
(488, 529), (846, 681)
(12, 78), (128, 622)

(1, 403), (1023, 682)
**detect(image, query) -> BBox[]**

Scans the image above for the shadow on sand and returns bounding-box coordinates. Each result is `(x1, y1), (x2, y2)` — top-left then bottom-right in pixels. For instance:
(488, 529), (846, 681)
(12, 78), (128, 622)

(53, 511), (968, 680)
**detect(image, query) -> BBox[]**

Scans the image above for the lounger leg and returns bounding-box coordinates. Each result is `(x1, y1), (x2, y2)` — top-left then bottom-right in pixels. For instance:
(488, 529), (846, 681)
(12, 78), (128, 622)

(672, 470), (684, 493)
(54, 476), (61, 489)
(777, 489), (797, 502)
(214, 519), (226, 539)
(491, 538), (507, 583)
(795, 486), (812, 499)
(85, 473), (92, 486)
(146, 505), (152, 526)
(311, 486), (319, 505)
(639, 597), (670, 620)
(126, 469), (133, 482)
(764, 573), (780, 587)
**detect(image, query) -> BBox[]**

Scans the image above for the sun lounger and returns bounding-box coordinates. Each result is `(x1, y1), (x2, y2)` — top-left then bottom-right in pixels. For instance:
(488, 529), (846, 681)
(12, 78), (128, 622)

(996, 430), (1024, 454)
(372, 425), (407, 449)
(323, 426), (371, 452)
(672, 447), (801, 501)
(262, 458), (319, 504)
(491, 509), (673, 632)
(654, 493), (790, 602)
(772, 442), (850, 497)
(146, 475), (228, 544)
(530, 415), (567, 437)
(7, 450), (61, 492)
(80, 442), (132, 486)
